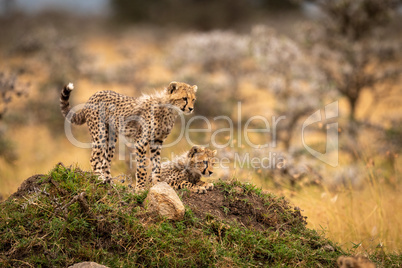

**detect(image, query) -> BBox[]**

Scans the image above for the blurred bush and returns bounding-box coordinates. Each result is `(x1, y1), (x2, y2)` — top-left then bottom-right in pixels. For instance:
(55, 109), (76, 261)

(0, 127), (17, 164)
(300, 0), (402, 128)
(0, 71), (29, 163)
(169, 31), (250, 73)
(4, 21), (90, 134)
(11, 24), (84, 86)
(167, 30), (252, 117)
(111, 0), (298, 29)
(0, 72), (28, 120)
(251, 25), (332, 150)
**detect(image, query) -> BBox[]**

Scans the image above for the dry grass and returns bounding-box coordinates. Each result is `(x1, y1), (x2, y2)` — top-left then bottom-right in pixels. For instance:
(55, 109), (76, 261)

(286, 162), (402, 253)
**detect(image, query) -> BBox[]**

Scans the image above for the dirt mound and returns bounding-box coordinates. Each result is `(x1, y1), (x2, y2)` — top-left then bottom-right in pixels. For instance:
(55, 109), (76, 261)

(5, 169), (307, 233)
(7, 174), (45, 199)
(3, 165), (397, 267)
(0, 164), (346, 267)
(181, 184), (307, 232)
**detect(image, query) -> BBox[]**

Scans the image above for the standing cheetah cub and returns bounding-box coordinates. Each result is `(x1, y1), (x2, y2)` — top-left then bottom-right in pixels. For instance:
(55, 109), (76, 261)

(60, 82), (197, 191)
(161, 146), (217, 193)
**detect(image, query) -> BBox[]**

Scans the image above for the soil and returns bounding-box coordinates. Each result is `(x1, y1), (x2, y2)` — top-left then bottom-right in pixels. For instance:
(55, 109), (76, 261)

(181, 186), (307, 232)
(7, 174), (46, 200)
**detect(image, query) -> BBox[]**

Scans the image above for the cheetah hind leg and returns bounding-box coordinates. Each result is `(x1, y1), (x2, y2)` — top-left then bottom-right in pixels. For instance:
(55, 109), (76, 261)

(90, 144), (113, 184)
(88, 113), (111, 183)
(90, 145), (108, 183)
(100, 129), (117, 184)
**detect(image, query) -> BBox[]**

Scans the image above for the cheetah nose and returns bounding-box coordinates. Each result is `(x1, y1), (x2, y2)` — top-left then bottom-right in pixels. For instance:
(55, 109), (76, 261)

(188, 107), (193, 112)
(209, 171), (213, 175)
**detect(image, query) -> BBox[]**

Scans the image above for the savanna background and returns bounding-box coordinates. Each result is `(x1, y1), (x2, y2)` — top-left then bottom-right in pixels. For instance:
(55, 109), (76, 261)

(0, 0), (401, 257)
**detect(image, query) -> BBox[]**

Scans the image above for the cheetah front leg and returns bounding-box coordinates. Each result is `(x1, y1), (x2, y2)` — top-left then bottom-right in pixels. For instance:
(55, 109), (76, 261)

(134, 138), (148, 192)
(101, 125), (117, 183)
(196, 181), (214, 191)
(149, 139), (163, 185)
(176, 181), (208, 194)
(89, 119), (108, 182)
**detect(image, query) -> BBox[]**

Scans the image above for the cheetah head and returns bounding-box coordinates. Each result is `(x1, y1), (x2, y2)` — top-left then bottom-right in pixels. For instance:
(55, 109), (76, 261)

(166, 81), (197, 114)
(187, 146), (217, 177)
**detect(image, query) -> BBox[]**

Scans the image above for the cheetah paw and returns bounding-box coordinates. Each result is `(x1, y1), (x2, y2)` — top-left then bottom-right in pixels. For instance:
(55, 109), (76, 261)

(96, 174), (107, 183)
(192, 186), (207, 194)
(135, 187), (146, 194)
(97, 174), (114, 184)
(205, 183), (214, 191)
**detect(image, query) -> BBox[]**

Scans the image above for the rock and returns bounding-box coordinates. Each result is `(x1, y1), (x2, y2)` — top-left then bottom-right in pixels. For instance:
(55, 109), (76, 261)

(145, 182), (185, 221)
(68, 262), (109, 268)
(322, 244), (335, 252)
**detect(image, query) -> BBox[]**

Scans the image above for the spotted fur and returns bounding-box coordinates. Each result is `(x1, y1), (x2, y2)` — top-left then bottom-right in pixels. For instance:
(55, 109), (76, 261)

(60, 81), (197, 191)
(161, 146), (217, 194)
(337, 256), (375, 268)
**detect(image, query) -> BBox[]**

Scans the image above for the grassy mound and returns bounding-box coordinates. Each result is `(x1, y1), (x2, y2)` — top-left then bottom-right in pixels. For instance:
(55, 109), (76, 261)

(0, 163), (394, 267)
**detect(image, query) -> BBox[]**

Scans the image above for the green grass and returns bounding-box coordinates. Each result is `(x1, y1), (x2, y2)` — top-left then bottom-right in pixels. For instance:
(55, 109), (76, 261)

(0, 164), (400, 267)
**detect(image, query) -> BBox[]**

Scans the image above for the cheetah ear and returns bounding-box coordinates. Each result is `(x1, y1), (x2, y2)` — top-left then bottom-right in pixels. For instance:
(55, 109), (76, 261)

(192, 85), (198, 92)
(188, 146), (202, 158)
(168, 81), (178, 94)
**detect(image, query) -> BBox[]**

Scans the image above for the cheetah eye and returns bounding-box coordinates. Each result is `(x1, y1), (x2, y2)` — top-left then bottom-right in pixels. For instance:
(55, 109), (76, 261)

(203, 161), (208, 165)
(192, 99), (196, 102)
(182, 97), (188, 101)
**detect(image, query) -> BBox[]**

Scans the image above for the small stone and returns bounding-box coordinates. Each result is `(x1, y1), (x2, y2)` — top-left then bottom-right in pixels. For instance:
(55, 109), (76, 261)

(233, 186), (244, 194)
(68, 262), (109, 268)
(145, 182), (185, 221)
(322, 244), (334, 252)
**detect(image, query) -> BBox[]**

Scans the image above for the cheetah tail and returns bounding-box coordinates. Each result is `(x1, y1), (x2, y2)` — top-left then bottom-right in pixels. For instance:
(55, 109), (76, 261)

(60, 83), (86, 125)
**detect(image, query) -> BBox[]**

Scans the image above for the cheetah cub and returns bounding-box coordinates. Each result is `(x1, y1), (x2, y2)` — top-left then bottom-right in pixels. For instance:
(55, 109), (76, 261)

(337, 256), (376, 268)
(60, 82), (197, 191)
(161, 146), (217, 194)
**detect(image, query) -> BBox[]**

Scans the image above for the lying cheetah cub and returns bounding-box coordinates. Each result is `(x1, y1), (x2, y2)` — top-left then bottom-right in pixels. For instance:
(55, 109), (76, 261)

(60, 81), (197, 191)
(337, 256), (375, 268)
(161, 146), (217, 194)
